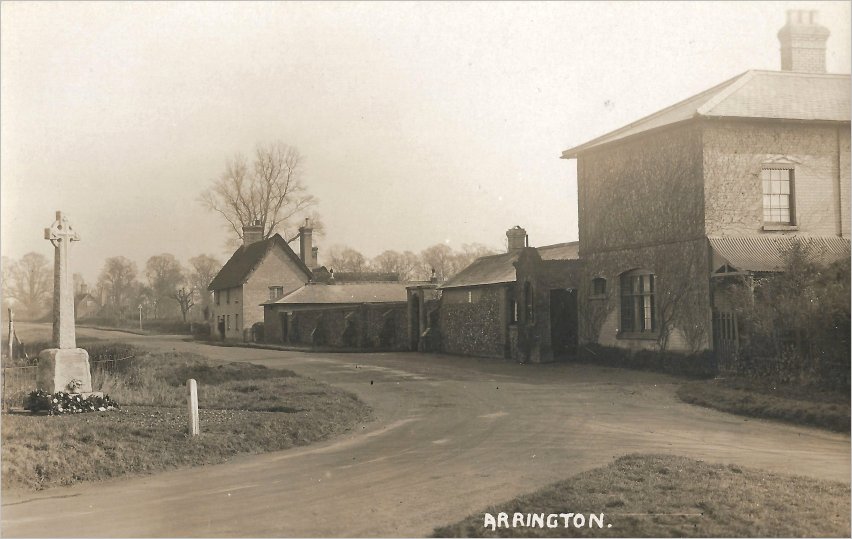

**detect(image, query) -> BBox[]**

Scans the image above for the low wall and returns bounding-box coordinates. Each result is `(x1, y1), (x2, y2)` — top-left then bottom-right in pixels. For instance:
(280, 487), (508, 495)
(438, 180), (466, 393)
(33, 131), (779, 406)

(264, 303), (408, 350)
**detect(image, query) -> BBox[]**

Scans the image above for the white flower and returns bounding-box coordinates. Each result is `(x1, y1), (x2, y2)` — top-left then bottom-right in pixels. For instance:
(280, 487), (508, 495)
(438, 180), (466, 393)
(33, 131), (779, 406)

(98, 407), (106, 412)
(53, 398), (58, 403)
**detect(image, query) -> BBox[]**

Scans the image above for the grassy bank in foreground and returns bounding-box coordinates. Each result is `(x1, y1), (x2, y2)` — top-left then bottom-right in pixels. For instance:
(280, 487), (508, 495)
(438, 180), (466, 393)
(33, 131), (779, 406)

(433, 454), (850, 538)
(1, 350), (372, 491)
(677, 379), (849, 432)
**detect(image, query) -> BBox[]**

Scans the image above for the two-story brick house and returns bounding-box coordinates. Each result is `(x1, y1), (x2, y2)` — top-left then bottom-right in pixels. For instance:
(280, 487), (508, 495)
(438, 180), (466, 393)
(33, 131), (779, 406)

(561, 10), (851, 360)
(208, 221), (316, 341)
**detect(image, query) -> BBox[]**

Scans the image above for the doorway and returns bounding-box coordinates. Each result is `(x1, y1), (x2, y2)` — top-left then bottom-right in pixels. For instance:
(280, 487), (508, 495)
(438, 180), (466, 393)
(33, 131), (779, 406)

(409, 294), (421, 350)
(550, 289), (578, 358)
(279, 312), (289, 344)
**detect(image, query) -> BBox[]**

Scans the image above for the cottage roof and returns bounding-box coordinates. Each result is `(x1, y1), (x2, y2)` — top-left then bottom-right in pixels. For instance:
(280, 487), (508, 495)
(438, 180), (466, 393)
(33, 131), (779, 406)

(265, 282), (410, 305)
(440, 242), (579, 289)
(208, 234), (311, 291)
(562, 70), (851, 158)
(709, 236), (851, 272)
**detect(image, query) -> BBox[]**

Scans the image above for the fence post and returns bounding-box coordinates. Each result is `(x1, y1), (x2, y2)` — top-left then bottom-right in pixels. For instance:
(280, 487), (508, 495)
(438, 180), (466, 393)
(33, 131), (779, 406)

(187, 378), (200, 436)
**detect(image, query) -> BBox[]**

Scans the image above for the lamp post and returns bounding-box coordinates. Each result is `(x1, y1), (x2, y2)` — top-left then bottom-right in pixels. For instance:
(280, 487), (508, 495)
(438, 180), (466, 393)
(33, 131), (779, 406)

(138, 304), (143, 331)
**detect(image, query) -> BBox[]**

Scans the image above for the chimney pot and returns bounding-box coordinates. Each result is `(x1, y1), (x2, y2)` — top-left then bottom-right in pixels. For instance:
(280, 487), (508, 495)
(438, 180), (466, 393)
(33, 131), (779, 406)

(299, 220), (314, 267)
(242, 222), (264, 246)
(778, 9), (830, 73)
(506, 225), (528, 253)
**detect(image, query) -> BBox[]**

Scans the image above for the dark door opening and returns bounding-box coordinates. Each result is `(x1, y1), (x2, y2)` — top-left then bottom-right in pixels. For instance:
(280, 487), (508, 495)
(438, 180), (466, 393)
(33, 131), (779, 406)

(409, 295), (421, 350)
(712, 310), (738, 372)
(279, 312), (289, 344)
(550, 289), (578, 358)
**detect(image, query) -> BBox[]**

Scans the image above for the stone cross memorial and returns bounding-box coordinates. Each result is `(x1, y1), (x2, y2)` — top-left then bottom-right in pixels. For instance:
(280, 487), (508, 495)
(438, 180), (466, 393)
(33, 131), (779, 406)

(37, 211), (93, 394)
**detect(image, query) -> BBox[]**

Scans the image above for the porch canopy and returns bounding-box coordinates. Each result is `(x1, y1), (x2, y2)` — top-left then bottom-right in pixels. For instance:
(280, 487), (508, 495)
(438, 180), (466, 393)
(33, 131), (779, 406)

(709, 236), (851, 273)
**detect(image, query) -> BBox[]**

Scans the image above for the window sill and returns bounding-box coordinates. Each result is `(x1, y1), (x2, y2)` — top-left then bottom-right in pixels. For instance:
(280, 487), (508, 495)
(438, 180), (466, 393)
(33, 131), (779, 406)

(616, 331), (659, 341)
(762, 224), (798, 232)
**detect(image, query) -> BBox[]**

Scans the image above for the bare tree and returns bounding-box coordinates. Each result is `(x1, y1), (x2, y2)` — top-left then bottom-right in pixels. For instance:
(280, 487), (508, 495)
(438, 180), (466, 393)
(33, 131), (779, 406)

(6, 252), (53, 320)
(371, 250), (420, 280)
(172, 287), (195, 322)
(188, 254), (221, 319)
(97, 256), (139, 320)
(145, 254), (184, 319)
(201, 142), (319, 244)
(327, 245), (367, 273)
(420, 244), (456, 281)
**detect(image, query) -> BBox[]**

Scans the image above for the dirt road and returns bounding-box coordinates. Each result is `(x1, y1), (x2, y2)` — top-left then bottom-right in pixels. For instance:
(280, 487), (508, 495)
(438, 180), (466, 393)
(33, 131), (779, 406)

(2, 331), (849, 537)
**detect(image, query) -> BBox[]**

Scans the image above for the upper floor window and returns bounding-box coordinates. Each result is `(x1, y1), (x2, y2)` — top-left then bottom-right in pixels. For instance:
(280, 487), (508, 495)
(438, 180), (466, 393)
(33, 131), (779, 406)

(226, 289), (231, 304)
(620, 270), (655, 334)
(214, 290), (220, 306)
(761, 167), (794, 225)
(269, 286), (284, 301)
(591, 277), (607, 297)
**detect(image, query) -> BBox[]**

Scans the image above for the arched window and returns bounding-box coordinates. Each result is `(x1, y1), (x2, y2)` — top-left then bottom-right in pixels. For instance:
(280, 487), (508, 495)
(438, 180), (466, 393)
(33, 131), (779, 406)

(620, 270), (655, 334)
(524, 281), (534, 324)
(591, 277), (607, 297)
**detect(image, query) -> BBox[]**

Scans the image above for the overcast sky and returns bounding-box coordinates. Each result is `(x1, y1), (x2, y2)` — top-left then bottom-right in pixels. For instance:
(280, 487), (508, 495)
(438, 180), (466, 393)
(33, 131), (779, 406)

(2, 1), (850, 284)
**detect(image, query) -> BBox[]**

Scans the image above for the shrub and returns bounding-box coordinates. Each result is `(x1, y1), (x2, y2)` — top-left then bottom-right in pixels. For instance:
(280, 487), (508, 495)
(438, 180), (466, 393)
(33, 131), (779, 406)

(578, 343), (717, 379)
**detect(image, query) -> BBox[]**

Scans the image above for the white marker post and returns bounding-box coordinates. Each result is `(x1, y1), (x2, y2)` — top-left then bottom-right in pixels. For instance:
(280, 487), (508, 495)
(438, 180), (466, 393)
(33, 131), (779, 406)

(187, 378), (200, 436)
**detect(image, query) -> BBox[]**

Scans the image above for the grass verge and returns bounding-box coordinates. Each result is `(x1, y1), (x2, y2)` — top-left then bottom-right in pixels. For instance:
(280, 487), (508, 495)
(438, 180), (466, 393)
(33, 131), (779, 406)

(676, 378), (849, 432)
(1, 350), (372, 491)
(433, 454), (850, 537)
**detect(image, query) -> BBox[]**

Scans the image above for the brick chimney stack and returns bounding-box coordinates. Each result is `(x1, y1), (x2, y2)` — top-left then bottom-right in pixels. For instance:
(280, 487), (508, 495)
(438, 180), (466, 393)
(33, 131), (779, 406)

(778, 10), (830, 73)
(506, 226), (528, 253)
(242, 220), (264, 246)
(299, 218), (314, 267)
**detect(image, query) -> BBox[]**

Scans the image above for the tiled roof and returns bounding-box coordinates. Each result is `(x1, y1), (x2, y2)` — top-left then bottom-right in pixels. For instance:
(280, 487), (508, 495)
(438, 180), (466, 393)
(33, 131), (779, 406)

(266, 282), (409, 305)
(208, 234), (311, 291)
(440, 252), (519, 289)
(440, 242), (579, 289)
(538, 242), (580, 261)
(562, 70), (851, 157)
(709, 236), (851, 272)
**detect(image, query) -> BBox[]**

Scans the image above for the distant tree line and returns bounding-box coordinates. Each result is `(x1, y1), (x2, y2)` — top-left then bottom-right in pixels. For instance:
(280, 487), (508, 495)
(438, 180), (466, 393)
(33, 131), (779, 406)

(1, 252), (222, 323)
(325, 243), (497, 281)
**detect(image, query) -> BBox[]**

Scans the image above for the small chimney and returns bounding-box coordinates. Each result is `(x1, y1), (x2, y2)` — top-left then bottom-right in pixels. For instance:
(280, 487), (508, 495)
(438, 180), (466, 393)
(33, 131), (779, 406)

(506, 226), (528, 253)
(778, 10), (830, 73)
(311, 246), (319, 269)
(299, 218), (313, 267)
(242, 220), (264, 246)
(429, 268), (437, 283)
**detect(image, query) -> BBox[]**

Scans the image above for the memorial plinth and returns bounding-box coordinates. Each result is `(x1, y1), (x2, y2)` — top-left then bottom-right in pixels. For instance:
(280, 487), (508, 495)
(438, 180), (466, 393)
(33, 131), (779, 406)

(37, 211), (93, 394)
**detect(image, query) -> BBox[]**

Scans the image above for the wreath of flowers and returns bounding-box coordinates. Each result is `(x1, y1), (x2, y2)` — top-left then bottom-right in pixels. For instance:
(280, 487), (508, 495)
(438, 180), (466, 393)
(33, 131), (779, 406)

(24, 390), (119, 415)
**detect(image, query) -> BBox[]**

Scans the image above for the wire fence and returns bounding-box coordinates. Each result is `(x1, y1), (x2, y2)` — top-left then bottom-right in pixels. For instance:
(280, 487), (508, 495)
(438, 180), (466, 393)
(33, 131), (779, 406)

(1, 354), (135, 410)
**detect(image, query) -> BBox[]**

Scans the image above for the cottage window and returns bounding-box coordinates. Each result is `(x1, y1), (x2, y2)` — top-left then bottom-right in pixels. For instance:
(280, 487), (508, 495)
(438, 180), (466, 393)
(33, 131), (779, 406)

(509, 299), (518, 324)
(591, 277), (607, 296)
(214, 291), (220, 305)
(523, 281), (534, 324)
(620, 270), (655, 334)
(226, 289), (231, 304)
(468, 291), (473, 303)
(227, 314), (231, 330)
(269, 286), (284, 301)
(761, 167), (794, 225)
(235, 314), (240, 331)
